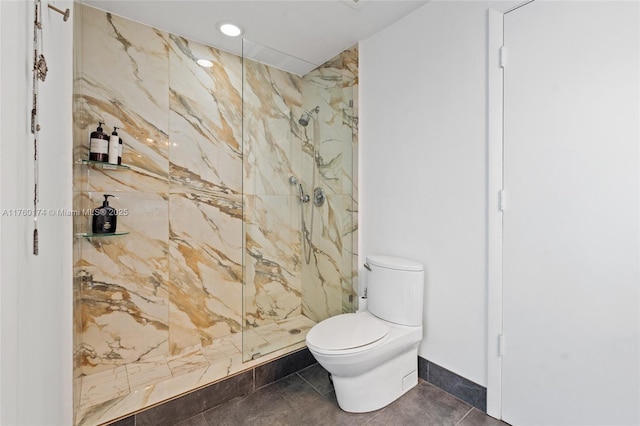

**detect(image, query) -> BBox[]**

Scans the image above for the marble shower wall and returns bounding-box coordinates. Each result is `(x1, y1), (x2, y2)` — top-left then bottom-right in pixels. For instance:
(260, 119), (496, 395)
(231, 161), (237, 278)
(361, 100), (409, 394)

(167, 35), (244, 353)
(73, 3), (357, 377)
(73, 4), (171, 376)
(242, 59), (304, 330)
(299, 50), (358, 322)
(242, 45), (358, 334)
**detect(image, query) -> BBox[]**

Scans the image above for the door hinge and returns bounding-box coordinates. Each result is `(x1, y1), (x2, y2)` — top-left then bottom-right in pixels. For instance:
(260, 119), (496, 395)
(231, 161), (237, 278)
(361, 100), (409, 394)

(499, 189), (506, 212)
(498, 334), (505, 357)
(499, 46), (506, 68)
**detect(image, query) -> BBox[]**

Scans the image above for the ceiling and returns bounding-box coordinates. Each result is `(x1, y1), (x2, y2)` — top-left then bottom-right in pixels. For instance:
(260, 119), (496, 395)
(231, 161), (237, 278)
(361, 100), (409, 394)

(83, 0), (429, 75)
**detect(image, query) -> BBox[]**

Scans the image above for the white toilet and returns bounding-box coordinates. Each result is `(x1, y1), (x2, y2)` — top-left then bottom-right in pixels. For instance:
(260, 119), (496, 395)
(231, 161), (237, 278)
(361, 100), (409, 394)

(306, 255), (424, 413)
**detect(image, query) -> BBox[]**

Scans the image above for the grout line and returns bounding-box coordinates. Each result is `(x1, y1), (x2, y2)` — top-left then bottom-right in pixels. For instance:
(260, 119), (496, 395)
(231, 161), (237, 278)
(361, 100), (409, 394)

(295, 372), (324, 396)
(454, 407), (475, 426)
(361, 407), (385, 425)
(422, 380), (479, 413)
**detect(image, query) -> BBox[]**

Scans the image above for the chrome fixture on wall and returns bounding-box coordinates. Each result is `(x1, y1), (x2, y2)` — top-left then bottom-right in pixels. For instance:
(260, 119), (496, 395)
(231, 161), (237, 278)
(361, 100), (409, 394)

(298, 106), (320, 127)
(300, 184), (310, 203)
(289, 176), (310, 203)
(293, 105), (325, 264)
(48, 3), (71, 21)
(313, 187), (325, 207)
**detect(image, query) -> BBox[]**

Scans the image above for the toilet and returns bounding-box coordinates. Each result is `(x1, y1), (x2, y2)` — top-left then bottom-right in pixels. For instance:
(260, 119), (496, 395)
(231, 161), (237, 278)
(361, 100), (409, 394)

(306, 255), (424, 413)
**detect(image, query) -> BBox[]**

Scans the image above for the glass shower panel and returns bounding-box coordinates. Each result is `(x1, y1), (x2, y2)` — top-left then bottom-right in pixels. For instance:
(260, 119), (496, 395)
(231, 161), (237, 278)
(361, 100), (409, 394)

(241, 39), (356, 362)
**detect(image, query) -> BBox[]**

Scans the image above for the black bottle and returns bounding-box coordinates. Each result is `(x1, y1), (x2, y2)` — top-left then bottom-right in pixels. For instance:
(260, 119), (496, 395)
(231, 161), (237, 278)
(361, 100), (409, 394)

(89, 122), (109, 162)
(92, 194), (118, 234)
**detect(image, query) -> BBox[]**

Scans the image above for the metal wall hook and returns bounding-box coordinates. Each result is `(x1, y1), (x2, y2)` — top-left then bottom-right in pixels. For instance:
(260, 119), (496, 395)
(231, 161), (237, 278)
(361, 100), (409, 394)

(48, 3), (70, 22)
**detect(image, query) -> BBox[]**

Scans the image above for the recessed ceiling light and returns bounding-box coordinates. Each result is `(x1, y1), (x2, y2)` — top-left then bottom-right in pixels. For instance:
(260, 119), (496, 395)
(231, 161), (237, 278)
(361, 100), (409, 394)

(218, 22), (244, 37)
(196, 59), (214, 68)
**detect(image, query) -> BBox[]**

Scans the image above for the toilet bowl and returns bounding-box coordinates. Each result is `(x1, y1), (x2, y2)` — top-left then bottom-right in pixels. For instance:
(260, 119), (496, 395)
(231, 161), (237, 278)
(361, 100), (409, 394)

(306, 255), (424, 413)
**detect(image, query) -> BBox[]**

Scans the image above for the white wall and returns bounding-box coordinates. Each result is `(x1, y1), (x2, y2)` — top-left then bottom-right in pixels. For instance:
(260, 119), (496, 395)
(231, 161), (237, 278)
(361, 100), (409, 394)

(0, 1), (73, 424)
(359, 1), (492, 386)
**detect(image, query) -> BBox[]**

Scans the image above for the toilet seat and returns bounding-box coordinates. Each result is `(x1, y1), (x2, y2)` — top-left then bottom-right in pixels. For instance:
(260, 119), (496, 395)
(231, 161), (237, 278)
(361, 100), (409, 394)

(306, 313), (389, 352)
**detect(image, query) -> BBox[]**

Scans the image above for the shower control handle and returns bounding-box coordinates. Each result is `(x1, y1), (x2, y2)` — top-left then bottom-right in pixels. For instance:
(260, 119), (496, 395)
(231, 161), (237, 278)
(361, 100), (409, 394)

(313, 187), (325, 207)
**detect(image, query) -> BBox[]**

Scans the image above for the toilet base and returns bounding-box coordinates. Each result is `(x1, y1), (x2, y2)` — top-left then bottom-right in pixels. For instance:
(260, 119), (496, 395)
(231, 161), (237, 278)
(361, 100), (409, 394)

(332, 344), (419, 413)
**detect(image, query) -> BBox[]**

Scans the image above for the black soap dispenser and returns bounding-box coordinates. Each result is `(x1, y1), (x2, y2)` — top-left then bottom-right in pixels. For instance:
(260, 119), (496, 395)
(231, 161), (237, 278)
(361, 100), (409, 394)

(92, 194), (118, 234)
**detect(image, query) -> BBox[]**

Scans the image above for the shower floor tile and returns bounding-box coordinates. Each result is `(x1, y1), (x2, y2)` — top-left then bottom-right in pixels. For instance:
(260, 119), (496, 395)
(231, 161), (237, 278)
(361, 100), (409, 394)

(125, 354), (172, 390)
(166, 345), (210, 377)
(75, 314), (315, 426)
(240, 330), (271, 357)
(79, 365), (130, 408)
(245, 315), (316, 360)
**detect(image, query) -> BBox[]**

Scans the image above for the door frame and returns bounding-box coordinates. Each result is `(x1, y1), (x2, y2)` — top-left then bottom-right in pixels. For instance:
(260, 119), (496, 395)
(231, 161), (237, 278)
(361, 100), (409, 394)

(486, 0), (534, 419)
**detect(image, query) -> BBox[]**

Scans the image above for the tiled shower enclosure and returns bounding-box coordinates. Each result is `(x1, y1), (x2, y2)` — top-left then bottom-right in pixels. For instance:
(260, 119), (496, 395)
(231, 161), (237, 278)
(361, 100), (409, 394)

(72, 4), (358, 425)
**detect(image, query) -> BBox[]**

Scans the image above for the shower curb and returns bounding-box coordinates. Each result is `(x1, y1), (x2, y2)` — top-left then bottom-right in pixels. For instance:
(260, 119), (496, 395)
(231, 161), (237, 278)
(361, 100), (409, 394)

(105, 348), (316, 426)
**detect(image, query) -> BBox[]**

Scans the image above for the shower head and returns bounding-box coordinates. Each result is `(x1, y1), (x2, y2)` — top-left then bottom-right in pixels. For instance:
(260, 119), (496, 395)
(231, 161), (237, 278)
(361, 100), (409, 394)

(298, 106), (320, 127)
(298, 113), (311, 127)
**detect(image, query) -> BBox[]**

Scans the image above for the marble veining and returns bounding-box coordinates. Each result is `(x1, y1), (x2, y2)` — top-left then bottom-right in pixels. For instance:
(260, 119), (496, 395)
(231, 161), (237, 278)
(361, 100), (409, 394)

(77, 191), (170, 375)
(74, 5), (170, 195)
(168, 34), (244, 353)
(169, 34), (243, 194)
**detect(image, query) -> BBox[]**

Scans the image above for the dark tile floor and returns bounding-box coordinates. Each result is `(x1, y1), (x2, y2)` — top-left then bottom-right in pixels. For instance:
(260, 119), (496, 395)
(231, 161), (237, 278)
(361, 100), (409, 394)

(174, 364), (508, 426)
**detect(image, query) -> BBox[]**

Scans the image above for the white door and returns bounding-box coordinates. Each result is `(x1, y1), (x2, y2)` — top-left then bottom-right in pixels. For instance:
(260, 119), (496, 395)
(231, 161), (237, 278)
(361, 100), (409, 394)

(502, 2), (640, 425)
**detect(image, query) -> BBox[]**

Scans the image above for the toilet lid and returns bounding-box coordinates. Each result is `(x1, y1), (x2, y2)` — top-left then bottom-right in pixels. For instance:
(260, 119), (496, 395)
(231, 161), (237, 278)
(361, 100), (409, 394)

(306, 313), (389, 351)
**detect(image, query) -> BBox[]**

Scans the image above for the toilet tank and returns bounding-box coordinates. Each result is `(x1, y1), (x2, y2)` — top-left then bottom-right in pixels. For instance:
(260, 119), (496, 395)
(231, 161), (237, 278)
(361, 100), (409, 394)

(366, 255), (424, 326)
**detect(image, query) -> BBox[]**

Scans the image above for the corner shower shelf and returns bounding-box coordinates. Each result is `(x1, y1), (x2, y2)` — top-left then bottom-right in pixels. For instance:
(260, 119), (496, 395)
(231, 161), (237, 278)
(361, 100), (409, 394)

(78, 159), (130, 170)
(76, 232), (129, 238)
